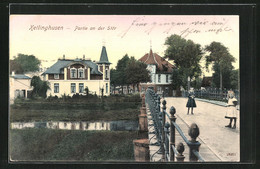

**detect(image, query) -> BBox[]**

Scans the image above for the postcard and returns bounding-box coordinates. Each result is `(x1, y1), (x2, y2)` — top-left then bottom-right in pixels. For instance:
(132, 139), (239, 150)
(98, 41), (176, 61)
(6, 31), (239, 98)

(9, 14), (240, 162)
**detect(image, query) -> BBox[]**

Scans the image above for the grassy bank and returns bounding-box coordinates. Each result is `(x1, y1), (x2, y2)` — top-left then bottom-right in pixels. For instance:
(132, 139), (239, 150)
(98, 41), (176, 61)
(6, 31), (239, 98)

(10, 128), (147, 161)
(10, 94), (141, 122)
(10, 106), (140, 122)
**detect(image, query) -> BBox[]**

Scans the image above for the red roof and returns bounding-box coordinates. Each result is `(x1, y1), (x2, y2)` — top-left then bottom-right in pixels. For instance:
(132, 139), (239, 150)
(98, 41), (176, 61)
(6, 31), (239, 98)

(139, 49), (174, 73)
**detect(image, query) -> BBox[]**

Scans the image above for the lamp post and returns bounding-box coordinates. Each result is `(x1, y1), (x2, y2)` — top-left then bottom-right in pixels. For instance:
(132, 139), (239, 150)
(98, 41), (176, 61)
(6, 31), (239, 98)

(187, 76), (191, 92)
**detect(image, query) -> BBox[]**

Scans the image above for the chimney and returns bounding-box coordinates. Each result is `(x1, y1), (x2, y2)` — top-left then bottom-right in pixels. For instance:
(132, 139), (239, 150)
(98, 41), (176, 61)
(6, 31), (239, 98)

(12, 71), (15, 76)
(63, 54), (65, 60)
(83, 54), (85, 60)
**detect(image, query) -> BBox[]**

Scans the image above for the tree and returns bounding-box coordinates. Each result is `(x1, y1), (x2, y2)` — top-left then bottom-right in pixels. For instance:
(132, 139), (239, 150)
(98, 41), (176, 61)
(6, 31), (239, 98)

(164, 34), (203, 89)
(39, 81), (50, 98)
(10, 60), (23, 74)
(110, 68), (121, 94)
(30, 76), (50, 98)
(230, 69), (239, 90)
(110, 54), (130, 94)
(205, 42), (235, 90)
(30, 76), (42, 96)
(12, 54), (41, 73)
(116, 54), (130, 93)
(211, 62), (233, 89)
(125, 57), (151, 92)
(170, 68), (183, 96)
(191, 77), (203, 90)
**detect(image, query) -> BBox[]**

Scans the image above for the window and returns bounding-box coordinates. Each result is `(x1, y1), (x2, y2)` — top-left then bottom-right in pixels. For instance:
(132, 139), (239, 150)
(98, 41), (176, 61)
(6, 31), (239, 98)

(54, 74), (59, 79)
(54, 83), (59, 93)
(79, 83), (84, 93)
(106, 83), (108, 94)
(158, 74), (161, 83)
(71, 83), (76, 93)
(78, 68), (84, 78)
(70, 68), (77, 78)
(15, 89), (20, 98)
(105, 68), (108, 79)
(166, 75), (168, 83)
(157, 86), (161, 92)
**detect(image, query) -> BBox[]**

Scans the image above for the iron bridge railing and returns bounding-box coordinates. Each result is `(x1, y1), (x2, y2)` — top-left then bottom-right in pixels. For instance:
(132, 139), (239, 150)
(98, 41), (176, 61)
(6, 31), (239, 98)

(145, 88), (205, 162)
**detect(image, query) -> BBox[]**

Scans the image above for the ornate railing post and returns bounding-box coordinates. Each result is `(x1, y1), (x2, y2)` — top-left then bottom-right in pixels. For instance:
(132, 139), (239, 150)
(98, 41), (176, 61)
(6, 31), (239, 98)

(164, 122), (170, 161)
(176, 143), (185, 162)
(169, 106), (176, 161)
(188, 123), (201, 162)
(157, 95), (161, 113)
(157, 111), (163, 151)
(156, 99), (160, 122)
(161, 100), (166, 161)
(153, 93), (157, 109)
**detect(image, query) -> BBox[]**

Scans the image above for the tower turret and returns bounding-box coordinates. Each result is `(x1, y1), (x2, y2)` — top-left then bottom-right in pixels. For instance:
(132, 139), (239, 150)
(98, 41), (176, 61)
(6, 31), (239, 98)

(97, 46), (111, 80)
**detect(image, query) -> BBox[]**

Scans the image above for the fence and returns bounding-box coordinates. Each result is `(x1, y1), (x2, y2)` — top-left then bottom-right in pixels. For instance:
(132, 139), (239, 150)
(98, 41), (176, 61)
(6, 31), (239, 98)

(146, 88), (204, 162)
(182, 89), (239, 102)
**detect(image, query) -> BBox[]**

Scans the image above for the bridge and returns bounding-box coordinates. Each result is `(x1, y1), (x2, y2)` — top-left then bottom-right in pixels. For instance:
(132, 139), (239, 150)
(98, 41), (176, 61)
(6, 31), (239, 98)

(134, 88), (239, 162)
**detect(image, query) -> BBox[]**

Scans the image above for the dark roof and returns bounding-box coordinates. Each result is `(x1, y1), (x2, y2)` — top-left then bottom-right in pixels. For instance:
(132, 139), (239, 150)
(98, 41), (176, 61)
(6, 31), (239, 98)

(97, 46), (111, 64)
(139, 49), (175, 73)
(43, 59), (102, 75)
(11, 74), (31, 79)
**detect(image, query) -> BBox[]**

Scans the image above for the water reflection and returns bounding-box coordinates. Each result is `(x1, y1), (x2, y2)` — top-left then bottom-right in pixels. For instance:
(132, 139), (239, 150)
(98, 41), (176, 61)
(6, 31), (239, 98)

(11, 120), (138, 131)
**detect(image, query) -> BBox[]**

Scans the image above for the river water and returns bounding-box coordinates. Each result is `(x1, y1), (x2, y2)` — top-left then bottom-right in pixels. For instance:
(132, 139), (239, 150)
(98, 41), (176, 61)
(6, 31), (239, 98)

(10, 120), (138, 131)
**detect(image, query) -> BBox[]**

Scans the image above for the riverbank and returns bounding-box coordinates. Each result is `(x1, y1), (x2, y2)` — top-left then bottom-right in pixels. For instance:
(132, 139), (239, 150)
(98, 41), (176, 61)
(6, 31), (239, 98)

(9, 94), (147, 162)
(10, 128), (147, 161)
(10, 94), (141, 122)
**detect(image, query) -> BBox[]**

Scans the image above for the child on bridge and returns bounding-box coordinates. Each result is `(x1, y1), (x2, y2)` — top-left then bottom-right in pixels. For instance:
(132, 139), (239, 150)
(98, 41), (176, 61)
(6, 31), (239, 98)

(186, 89), (196, 115)
(225, 90), (238, 129)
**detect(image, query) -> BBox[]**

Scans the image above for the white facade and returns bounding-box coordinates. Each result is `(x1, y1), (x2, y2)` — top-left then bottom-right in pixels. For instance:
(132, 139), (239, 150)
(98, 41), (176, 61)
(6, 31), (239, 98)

(9, 73), (32, 103)
(46, 80), (110, 97)
(147, 65), (172, 85)
(43, 46), (111, 97)
(44, 61), (110, 97)
(149, 73), (172, 84)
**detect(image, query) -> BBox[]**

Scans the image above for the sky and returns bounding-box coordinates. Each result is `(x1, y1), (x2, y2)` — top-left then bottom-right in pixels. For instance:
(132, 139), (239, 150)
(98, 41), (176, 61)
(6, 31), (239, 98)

(10, 15), (239, 76)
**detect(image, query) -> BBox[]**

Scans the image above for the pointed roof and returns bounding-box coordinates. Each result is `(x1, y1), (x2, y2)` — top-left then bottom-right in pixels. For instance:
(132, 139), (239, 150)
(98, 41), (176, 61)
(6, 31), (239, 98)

(97, 46), (111, 64)
(143, 49), (158, 65)
(139, 49), (175, 73)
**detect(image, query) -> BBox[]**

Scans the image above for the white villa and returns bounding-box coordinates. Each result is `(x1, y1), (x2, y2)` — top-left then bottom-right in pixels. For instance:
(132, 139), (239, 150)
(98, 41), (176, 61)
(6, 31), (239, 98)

(42, 46), (111, 97)
(9, 71), (32, 103)
(139, 48), (175, 96)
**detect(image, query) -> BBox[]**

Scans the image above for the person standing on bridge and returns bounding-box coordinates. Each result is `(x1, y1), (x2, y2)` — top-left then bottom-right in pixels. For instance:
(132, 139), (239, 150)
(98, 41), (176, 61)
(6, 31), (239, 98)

(186, 89), (196, 115)
(225, 90), (238, 129)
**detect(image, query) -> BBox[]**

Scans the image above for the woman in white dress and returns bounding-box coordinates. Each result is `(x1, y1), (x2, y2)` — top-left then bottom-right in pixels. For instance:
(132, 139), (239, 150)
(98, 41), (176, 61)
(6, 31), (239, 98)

(225, 90), (238, 129)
